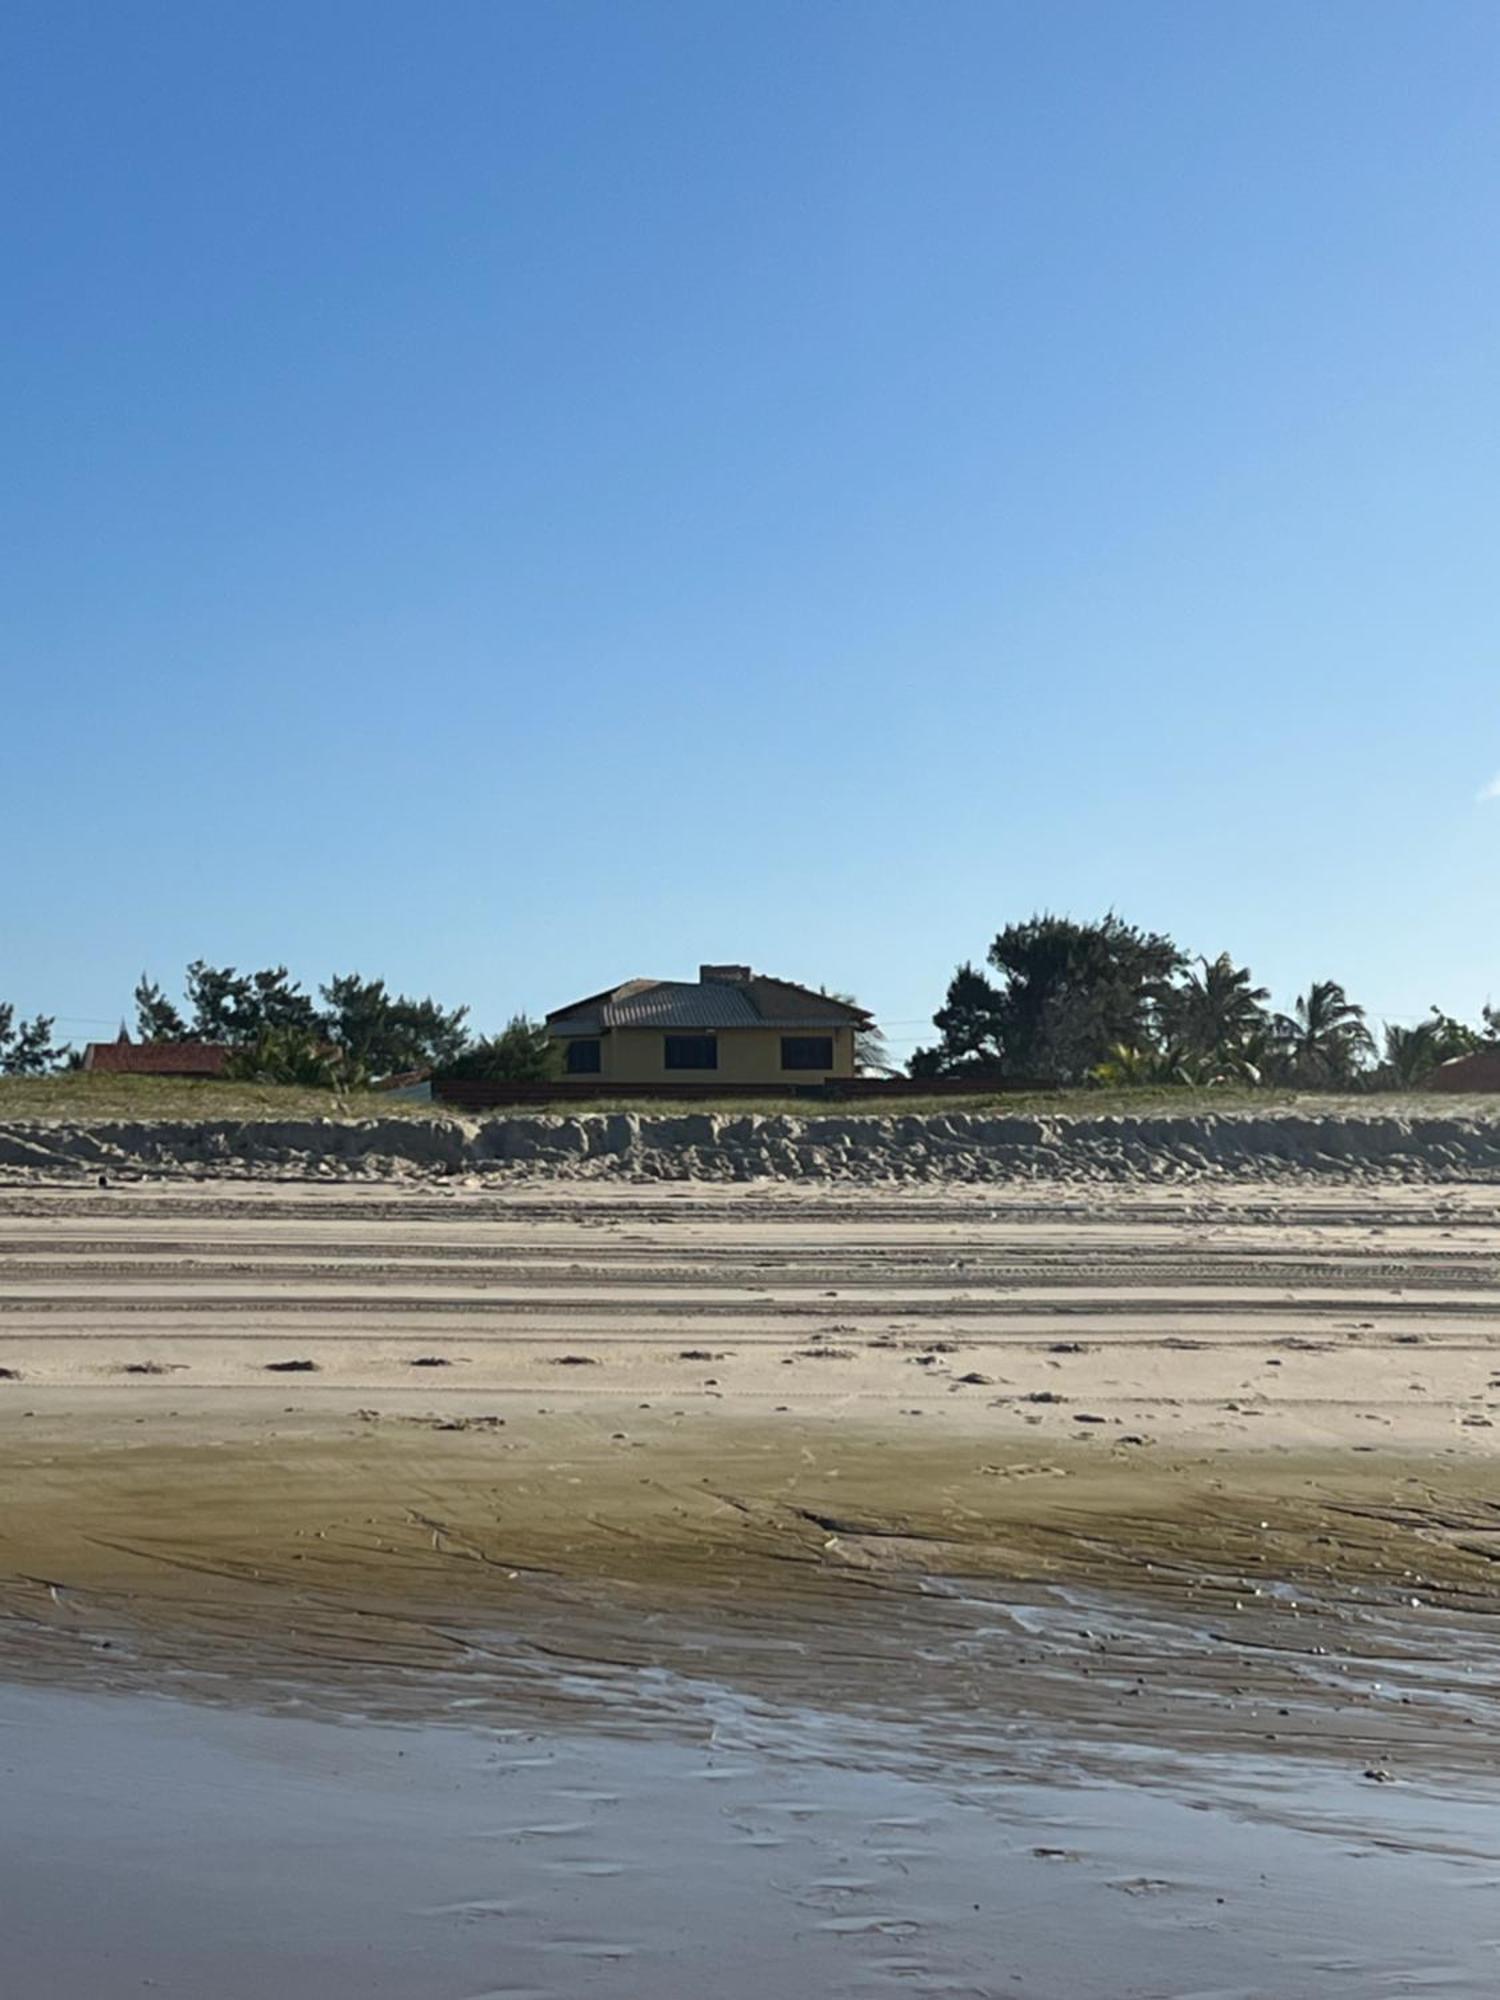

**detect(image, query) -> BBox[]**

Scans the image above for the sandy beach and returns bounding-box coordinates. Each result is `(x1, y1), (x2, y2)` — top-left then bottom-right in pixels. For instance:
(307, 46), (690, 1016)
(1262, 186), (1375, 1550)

(5, 1165), (1500, 1995)
(7, 1172), (1500, 1702)
(3, 1174), (1499, 1447)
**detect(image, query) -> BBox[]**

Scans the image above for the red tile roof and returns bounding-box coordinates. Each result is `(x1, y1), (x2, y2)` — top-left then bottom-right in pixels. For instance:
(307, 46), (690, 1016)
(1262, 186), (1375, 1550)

(83, 1040), (231, 1077)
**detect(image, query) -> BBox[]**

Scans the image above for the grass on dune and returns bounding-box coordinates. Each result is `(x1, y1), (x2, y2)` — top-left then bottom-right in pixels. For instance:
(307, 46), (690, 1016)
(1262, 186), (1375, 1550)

(532, 1086), (1500, 1119)
(0, 1075), (442, 1122)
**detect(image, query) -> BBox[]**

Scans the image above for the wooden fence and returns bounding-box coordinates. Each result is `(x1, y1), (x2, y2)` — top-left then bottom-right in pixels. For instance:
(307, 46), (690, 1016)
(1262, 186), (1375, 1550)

(432, 1075), (1058, 1111)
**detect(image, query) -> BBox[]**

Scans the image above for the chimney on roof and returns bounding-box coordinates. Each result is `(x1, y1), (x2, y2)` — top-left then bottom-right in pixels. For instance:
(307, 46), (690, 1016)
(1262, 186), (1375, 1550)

(699, 963), (751, 985)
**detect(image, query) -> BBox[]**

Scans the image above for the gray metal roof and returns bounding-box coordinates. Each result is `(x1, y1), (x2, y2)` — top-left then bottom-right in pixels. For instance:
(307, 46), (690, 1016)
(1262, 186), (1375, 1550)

(546, 1014), (609, 1038)
(743, 977), (869, 1026)
(547, 972), (872, 1036)
(603, 982), (760, 1030)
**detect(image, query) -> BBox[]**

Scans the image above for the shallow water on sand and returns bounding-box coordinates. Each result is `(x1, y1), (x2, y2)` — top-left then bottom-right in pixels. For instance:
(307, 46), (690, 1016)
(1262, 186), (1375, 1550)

(7, 1417), (1500, 1995)
(5, 1600), (1500, 2000)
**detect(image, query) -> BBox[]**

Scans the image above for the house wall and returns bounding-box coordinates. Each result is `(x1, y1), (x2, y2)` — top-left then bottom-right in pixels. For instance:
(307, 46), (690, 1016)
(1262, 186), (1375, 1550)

(552, 1025), (857, 1086)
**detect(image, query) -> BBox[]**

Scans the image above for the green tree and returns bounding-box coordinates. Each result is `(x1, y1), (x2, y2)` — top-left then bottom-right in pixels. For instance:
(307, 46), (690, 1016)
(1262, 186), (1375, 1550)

(182, 963), (255, 1040)
(320, 974), (470, 1077)
(1272, 980), (1375, 1087)
(248, 966), (321, 1036)
(913, 915), (1184, 1083)
(224, 1026), (367, 1091)
(996, 914), (1184, 1080)
(438, 1016), (559, 1082)
(134, 975), (189, 1042)
(1380, 1009), (1482, 1085)
(909, 964), (1007, 1076)
(181, 963), (319, 1042)
(0, 1003), (67, 1075)
(1160, 953), (1271, 1071)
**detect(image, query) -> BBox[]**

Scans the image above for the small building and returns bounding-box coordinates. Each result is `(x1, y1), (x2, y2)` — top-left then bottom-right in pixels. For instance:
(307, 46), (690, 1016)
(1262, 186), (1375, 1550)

(372, 1068), (434, 1101)
(82, 1031), (230, 1078)
(1425, 1048), (1500, 1092)
(546, 965), (871, 1086)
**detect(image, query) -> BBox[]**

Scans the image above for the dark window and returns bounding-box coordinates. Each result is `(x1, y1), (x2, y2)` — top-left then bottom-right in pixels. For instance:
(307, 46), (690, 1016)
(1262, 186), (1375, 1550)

(565, 1039), (601, 1074)
(664, 1034), (718, 1070)
(781, 1036), (835, 1071)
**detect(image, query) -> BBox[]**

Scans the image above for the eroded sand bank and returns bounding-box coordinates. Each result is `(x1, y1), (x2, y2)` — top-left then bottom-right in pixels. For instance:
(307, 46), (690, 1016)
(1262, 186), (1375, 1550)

(3, 1098), (1500, 1182)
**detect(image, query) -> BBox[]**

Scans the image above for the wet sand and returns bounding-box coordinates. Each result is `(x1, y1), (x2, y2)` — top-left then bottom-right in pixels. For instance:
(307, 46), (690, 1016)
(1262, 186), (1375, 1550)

(4, 1180), (1500, 1993)
(7, 1677), (1500, 1999)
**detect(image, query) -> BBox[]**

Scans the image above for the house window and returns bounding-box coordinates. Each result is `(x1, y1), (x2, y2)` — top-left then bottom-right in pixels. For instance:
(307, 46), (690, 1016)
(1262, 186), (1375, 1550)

(664, 1035), (718, 1070)
(565, 1039), (601, 1074)
(781, 1036), (835, 1071)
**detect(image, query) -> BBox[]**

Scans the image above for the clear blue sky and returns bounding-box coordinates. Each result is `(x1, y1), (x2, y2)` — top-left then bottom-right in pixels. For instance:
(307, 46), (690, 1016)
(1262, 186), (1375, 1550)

(5, 1), (1498, 1062)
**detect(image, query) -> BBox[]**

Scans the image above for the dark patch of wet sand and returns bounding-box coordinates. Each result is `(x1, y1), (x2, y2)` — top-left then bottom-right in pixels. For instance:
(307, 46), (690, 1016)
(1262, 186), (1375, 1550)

(4, 1408), (1500, 1778)
(6, 1411), (1500, 1992)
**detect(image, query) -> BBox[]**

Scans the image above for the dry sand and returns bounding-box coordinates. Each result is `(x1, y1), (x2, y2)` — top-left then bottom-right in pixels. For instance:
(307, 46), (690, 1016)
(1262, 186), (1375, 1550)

(2, 1176), (1499, 1451)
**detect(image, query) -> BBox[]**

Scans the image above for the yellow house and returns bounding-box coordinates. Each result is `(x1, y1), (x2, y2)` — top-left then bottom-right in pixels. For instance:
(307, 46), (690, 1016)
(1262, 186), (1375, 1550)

(545, 965), (872, 1086)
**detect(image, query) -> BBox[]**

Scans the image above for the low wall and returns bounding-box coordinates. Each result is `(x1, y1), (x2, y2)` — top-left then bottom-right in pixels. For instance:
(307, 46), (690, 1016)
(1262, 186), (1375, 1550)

(431, 1077), (1053, 1108)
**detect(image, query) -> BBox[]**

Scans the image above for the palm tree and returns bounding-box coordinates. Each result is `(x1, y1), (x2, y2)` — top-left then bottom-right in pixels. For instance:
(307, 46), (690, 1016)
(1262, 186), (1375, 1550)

(1091, 1042), (1173, 1087)
(1164, 953), (1270, 1067)
(1381, 1009), (1480, 1086)
(1382, 1021), (1440, 1087)
(822, 990), (892, 1075)
(1273, 980), (1375, 1087)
